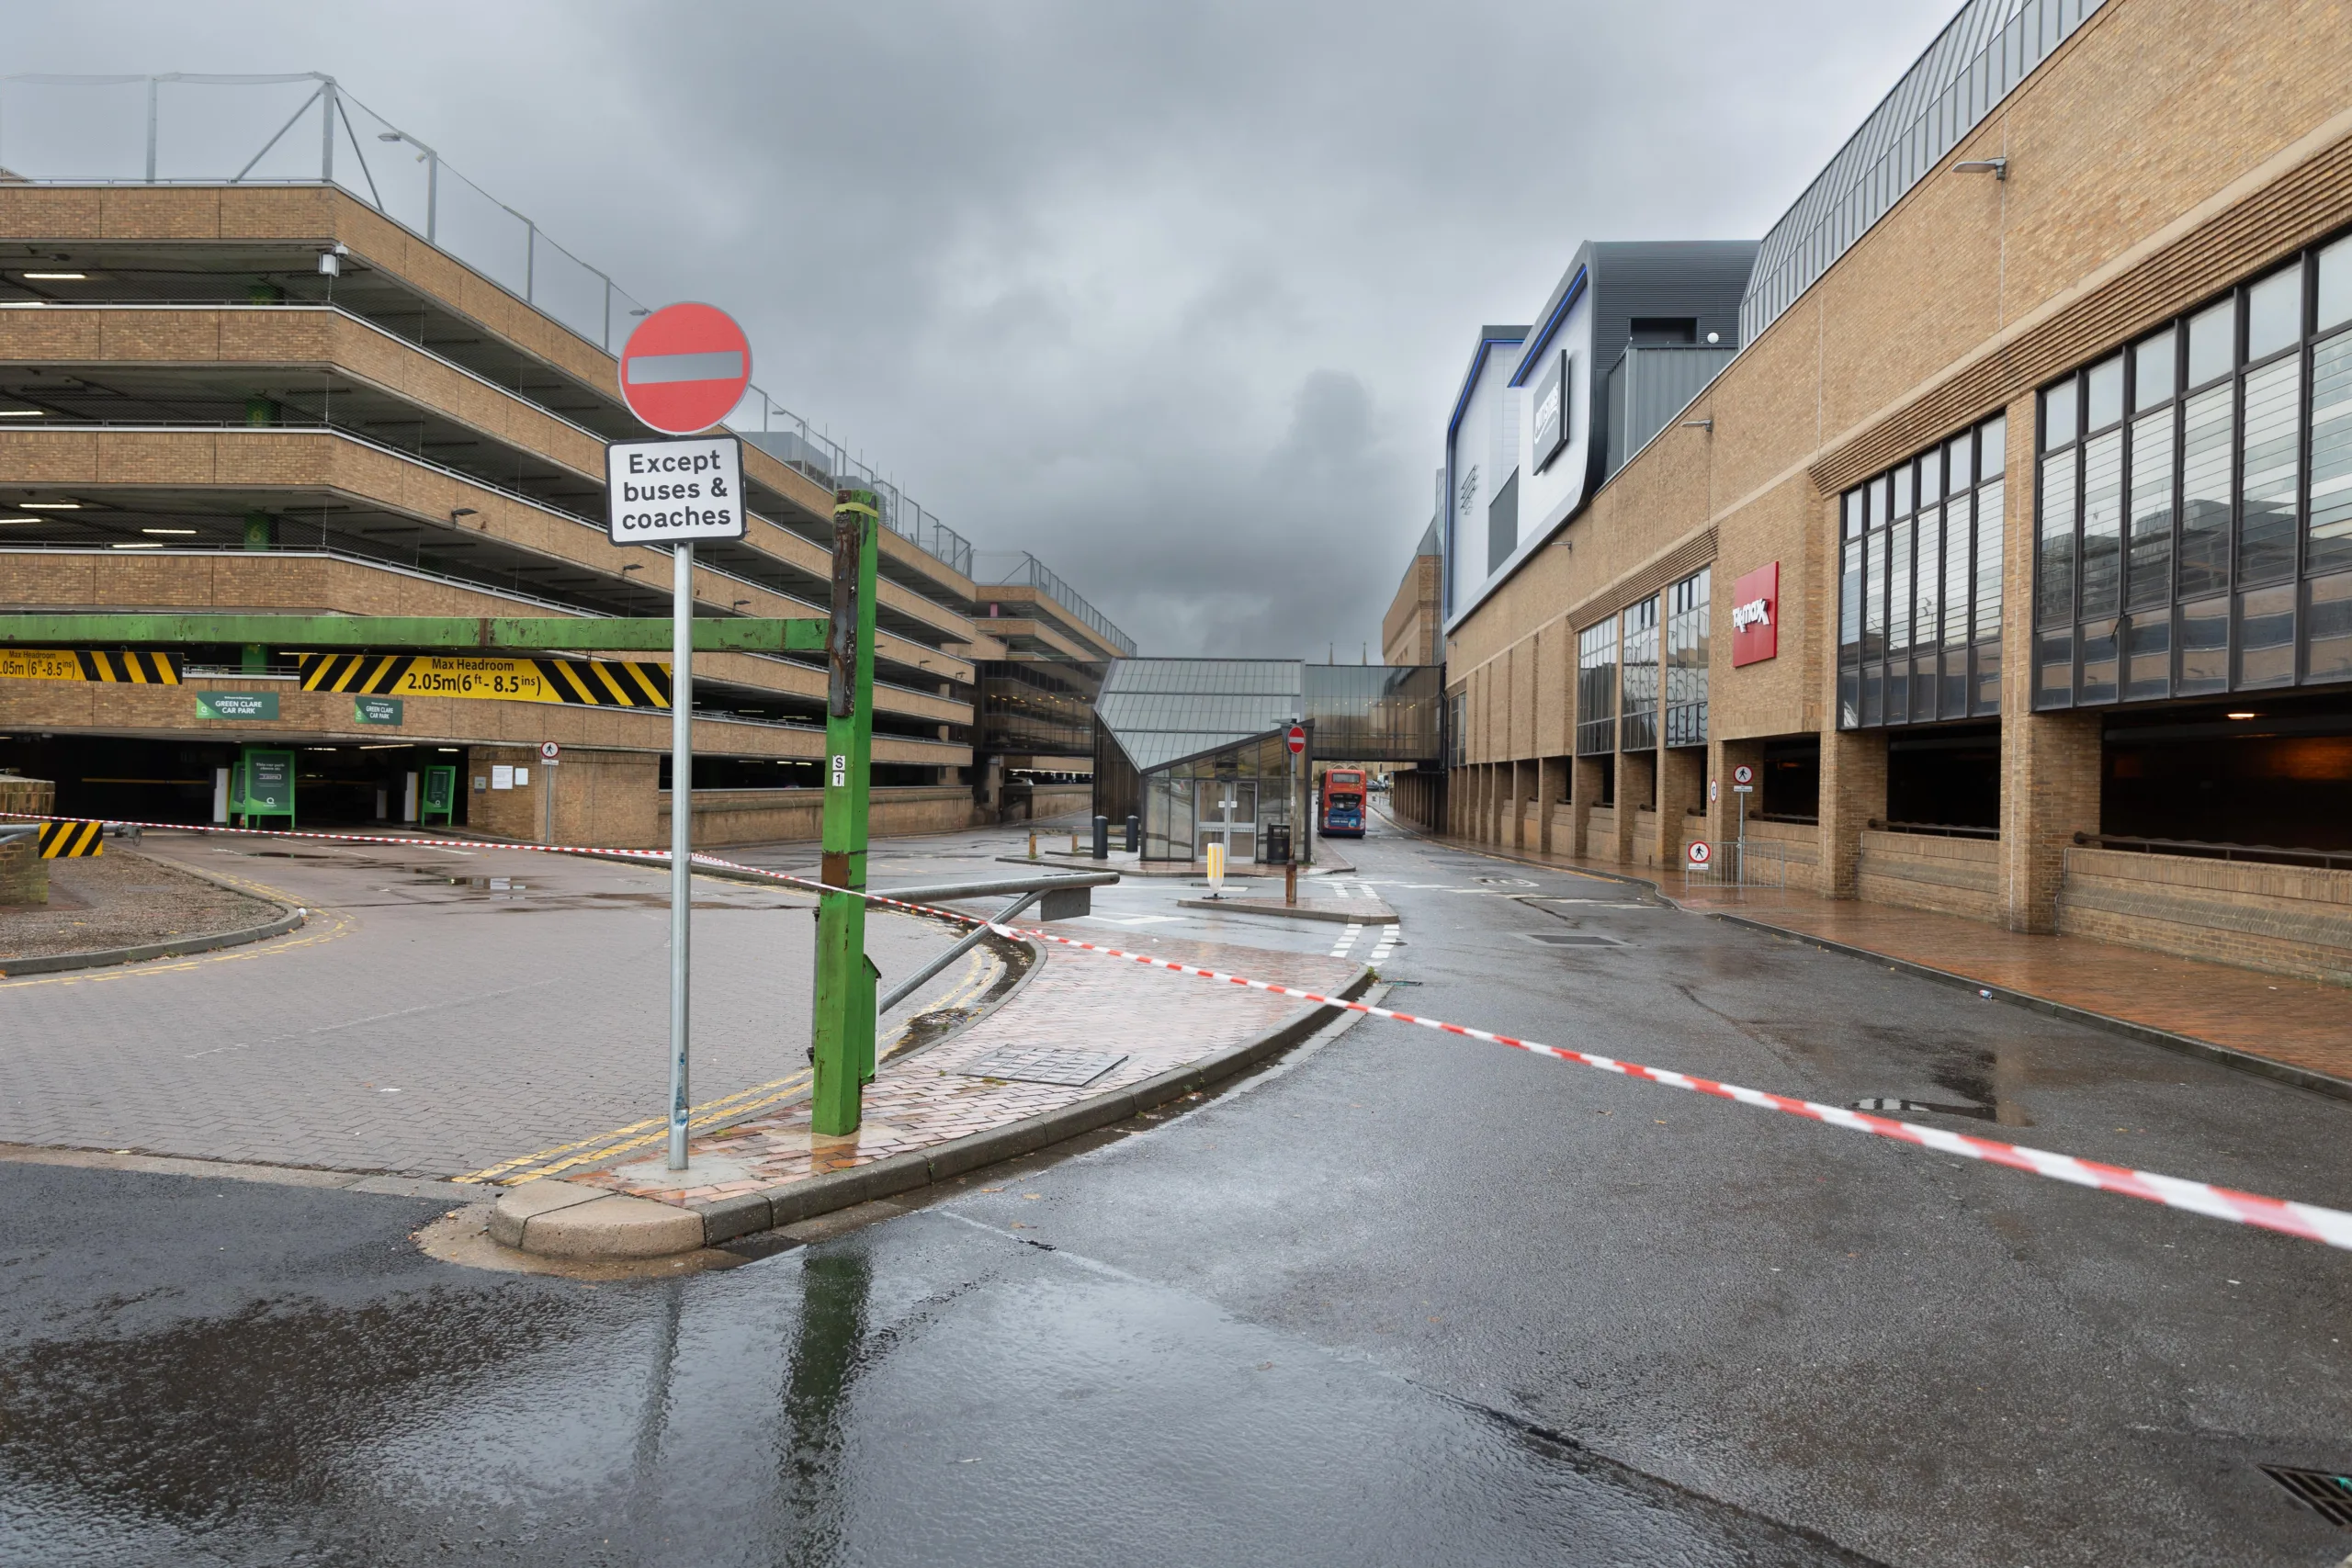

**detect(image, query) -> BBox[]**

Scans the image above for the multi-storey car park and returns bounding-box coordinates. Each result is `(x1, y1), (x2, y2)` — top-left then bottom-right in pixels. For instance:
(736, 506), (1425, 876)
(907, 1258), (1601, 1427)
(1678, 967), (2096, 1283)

(1388, 0), (2352, 987)
(0, 74), (1129, 847)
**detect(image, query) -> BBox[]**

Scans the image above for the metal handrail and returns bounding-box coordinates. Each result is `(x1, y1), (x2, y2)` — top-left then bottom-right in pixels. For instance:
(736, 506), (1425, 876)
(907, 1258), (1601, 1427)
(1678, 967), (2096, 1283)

(2071, 832), (2352, 870)
(1870, 818), (2000, 840)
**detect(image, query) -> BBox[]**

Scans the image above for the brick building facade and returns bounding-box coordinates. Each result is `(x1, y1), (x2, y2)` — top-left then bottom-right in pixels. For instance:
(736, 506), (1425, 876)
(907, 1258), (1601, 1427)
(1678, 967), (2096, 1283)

(1408, 0), (2352, 984)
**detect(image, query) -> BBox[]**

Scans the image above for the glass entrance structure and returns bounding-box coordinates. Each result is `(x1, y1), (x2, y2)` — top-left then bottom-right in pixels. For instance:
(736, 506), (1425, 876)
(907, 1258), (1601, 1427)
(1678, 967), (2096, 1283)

(1091, 659), (1443, 863)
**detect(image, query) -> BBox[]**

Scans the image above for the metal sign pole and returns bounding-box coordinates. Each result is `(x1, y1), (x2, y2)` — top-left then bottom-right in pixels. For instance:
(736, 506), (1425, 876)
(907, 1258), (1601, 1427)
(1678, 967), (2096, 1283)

(812, 491), (879, 1137)
(667, 540), (694, 1170)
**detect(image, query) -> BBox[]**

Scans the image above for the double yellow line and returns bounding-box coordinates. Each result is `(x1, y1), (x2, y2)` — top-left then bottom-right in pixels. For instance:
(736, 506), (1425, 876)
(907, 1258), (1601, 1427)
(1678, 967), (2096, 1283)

(457, 1067), (814, 1186)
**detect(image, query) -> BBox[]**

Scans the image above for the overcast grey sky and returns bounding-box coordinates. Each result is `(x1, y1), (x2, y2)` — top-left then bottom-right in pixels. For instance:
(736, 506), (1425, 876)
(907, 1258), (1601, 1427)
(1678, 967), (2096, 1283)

(11, 1), (1956, 658)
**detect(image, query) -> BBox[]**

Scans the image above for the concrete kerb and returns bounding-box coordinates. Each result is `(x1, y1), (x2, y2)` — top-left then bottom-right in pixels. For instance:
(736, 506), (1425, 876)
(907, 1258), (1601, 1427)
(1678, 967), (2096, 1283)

(1174, 897), (1398, 926)
(495, 963), (1379, 1259)
(1375, 807), (2352, 1108)
(0, 848), (309, 977)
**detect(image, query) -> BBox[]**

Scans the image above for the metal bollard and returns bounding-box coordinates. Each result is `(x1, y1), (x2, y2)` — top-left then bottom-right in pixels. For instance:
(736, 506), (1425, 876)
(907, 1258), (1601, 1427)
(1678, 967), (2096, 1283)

(1125, 813), (1139, 853)
(1091, 814), (1109, 861)
(1027, 829), (1038, 861)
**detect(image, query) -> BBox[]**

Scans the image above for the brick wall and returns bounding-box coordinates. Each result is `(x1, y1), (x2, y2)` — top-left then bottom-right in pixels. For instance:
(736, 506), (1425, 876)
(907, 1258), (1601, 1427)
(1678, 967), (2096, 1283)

(0, 774), (52, 906)
(2059, 848), (2352, 987)
(1858, 830), (2003, 922)
(658, 784), (975, 849)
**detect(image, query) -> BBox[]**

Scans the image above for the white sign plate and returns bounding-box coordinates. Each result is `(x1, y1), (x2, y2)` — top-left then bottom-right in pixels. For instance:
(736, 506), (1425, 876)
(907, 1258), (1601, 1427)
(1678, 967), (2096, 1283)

(605, 435), (746, 545)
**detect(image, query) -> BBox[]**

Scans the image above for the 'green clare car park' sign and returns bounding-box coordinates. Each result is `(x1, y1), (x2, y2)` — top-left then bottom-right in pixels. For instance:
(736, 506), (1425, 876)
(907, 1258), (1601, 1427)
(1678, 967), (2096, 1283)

(355, 695), (403, 725)
(197, 692), (278, 721)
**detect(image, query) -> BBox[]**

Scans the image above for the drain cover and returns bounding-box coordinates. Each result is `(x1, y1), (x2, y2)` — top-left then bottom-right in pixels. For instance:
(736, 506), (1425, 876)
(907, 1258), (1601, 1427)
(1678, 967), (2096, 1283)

(1521, 932), (1625, 948)
(2262, 1465), (2352, 1527)
(1849, 1097), (1996, 1122)
(959, 1046), (1128, 1087)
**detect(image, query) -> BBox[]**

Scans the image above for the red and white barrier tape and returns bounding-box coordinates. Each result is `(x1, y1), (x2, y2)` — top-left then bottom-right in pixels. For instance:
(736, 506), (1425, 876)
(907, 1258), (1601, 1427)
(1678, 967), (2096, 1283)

(12, 811), (2352, 1254)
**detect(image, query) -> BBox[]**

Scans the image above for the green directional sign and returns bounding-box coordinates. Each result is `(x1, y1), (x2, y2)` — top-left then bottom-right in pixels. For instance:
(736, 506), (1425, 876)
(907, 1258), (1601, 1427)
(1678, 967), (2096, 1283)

(354, 695), (404, 726)
(197, 691), (278, 721)
(421, 763), (457, 826)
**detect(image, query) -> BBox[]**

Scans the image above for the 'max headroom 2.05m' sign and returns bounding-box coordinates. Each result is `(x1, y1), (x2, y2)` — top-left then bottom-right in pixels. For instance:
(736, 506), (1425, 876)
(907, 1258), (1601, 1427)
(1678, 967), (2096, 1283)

(1731, 561), (1779, 666)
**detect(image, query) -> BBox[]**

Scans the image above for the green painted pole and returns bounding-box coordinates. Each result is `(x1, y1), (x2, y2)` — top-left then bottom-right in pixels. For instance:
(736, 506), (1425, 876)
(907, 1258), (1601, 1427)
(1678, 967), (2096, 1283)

(811, 489), (880, 1135)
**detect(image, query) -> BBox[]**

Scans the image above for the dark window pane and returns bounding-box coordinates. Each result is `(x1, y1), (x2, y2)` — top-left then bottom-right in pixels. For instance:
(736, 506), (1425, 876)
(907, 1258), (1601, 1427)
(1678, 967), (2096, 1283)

(1839, 668), (1860, 730)
(1974, 479), (2005, 640)
(1944, 494), (1972, 653)
(2132, 326), (2177, 412)
(2042, 378), (2078, 449)
(1865, 525), (1887, 658)
(2036, 630), (2075, 708)
(2177, 595), (2230, 694)
(2233, 582), (2296, 688)
(2178, 385), (2233, 597)
(2304, 570), (2352, 685)
(1941, 644), (1968, 716)
(1889, 520), (1914, 654)
(2078, 618), (2119, 705)
(2127, 408), (2175, 611)
(2038, 447), (2077, 626)
(2322, 234), (2352, 335)
(1913, 653), (1938, 722)
(1917, 507), (1944, 652)
(2238, 355), (2302, 584)
(2309, 328), (2352, 576)
(2086, 355), (2124, 431)
(1981, 415), (2006, 477)
(1876, 474), (1894, 524)
(2246, 265), (2303, 362)
(1885, 651), (1909, 724)
(2080, 430), (2123, 617)
(1861, 665), (1883, 727)
(2125, 614), (2170, 701)
(2187, 299), (2233, 388)
(1840, 536), (1863, 661)
(1973, 638), (2001, 716)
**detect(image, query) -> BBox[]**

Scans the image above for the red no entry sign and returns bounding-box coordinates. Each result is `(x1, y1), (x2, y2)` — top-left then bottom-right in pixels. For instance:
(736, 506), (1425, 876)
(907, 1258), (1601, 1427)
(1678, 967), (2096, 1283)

(1286, 726), (1306, 755)
(619, 302), (752, 435)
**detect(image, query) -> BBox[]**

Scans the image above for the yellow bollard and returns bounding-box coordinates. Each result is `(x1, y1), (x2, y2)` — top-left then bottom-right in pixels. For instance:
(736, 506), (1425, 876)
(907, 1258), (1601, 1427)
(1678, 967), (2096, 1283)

(1205, 840), (1226, 898)
(1027, 829), (1038, 861)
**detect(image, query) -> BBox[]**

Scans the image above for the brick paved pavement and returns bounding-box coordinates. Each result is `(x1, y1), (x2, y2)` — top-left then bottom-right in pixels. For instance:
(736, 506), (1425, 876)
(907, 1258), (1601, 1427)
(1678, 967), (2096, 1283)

(0, 832), (974, 1177)
(572, 934), (1364, 1208)
(1401, 823), (2352, 1089)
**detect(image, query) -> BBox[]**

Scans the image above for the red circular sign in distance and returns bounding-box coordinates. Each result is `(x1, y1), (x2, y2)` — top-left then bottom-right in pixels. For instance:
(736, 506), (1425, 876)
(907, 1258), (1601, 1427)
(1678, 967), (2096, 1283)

(1733, 764), (1755, 785)
(1688, 840), (1712, 865)
(1286, 726), (1306, 754)
(618, 302), (752, 435)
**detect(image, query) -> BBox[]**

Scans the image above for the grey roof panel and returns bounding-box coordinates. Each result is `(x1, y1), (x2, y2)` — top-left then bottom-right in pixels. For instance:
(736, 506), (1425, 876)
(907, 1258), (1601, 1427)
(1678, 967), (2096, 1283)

(1093, 658), (1304, 773)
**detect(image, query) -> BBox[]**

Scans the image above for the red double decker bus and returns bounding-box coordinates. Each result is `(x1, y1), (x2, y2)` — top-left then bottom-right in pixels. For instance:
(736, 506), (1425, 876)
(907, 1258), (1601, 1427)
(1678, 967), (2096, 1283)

(1319, 768), (1365, 838)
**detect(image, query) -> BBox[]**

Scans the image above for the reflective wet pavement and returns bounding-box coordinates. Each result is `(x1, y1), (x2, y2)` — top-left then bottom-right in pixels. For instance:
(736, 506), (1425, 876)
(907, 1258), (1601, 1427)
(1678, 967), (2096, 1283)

(0, 1163), (1856, 1566)
(4, 818), (2350, 1564)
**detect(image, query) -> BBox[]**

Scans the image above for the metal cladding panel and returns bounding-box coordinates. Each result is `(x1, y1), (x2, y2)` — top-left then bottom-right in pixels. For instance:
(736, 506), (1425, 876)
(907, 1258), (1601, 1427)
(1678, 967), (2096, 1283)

(1606, 344), (1742, 477)
(1577, 241), (1758, 502)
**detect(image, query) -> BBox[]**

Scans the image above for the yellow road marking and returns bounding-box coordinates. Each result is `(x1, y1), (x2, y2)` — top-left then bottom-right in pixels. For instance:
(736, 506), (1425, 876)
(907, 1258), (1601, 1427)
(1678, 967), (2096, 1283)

(458, 1068), (817, 1185)
(0, 891), (352, 991)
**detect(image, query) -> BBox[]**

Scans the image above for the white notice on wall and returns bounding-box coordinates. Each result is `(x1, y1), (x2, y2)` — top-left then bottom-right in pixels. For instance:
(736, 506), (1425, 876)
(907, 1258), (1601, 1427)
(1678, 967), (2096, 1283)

(605, 435), (746, 545)
(514, 768), (529, 786)
(491, 765), (514, 791)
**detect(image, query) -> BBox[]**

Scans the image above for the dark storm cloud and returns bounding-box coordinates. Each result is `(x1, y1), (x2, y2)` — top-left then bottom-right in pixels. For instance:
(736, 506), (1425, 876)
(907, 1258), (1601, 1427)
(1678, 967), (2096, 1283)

(9, 0), (1956, 655)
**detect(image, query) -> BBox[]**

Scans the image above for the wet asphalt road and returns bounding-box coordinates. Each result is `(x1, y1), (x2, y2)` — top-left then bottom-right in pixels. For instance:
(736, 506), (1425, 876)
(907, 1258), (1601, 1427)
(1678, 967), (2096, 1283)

(3, 817), (2350, 1564)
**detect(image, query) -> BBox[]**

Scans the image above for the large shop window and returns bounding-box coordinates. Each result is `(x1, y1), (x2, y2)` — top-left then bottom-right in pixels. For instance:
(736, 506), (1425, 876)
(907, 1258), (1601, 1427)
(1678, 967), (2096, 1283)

(2033, 231), (2352, 708)
(1664, 567), (1710, 747)
(1446, 690), (1466, 769)
(1620, 598), (1659, 752)
(1838, 412), (2006, 729)
(1575, 616), (1617, 756)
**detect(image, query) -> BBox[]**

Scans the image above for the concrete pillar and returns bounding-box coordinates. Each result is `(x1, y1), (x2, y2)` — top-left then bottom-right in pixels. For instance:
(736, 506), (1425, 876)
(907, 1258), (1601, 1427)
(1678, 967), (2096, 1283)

(1614, 749), (1654, 865)
(1571, 754), (1602, 859)
(1818, 728), (1887, 898)
(1711, 735), (1765, 868)
(1536, 757), (1557, 856)
(1658, 747), (1705, 868)
(2000, 709), (2099, 933)
(1509, 760), (1527, 851)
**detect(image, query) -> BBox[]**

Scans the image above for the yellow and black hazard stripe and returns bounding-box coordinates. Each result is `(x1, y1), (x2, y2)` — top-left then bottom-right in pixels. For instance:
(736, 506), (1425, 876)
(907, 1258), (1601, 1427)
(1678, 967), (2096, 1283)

(78, 649), (180, 683)
(37, 819), (104, 858)
(297, 652), (672, 707)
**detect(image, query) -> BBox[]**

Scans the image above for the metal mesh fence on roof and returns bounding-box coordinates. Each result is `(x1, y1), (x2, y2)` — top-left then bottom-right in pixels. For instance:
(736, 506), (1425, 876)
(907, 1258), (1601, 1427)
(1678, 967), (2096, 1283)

(0, 72), (975, 578)
(1739, 0), (2108, 344)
